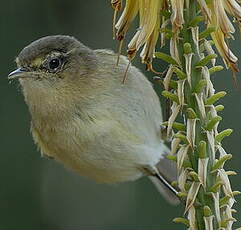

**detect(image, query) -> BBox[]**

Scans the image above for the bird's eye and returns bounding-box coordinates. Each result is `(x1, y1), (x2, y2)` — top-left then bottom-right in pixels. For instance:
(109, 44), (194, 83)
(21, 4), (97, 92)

(48, 58), (61, 72)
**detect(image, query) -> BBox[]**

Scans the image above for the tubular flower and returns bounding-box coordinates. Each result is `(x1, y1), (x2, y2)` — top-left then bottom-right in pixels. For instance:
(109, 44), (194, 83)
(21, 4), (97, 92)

(212, 0), (235, 38)
(115, 0), (139, 41)
(210, 28), (239, 72)
(111, 0), (241, 73)
(111, 0), (122, 38)
(128, 0), (161, 63)
(223, 0), (241, 21)
(206, 0), (240, 71)
(170, 0), (184, 31)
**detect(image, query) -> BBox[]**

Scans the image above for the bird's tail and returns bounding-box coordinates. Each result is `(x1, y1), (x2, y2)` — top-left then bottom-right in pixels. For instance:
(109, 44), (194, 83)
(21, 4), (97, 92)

(149, 146), (180, 205)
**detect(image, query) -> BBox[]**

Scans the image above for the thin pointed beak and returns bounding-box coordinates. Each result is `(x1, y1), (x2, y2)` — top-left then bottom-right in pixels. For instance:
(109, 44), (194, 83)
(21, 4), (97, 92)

(8, 67), (28, 79)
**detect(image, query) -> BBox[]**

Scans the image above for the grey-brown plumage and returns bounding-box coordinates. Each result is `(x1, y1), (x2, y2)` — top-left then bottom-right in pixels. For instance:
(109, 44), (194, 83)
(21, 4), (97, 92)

(18, 36), (79, 63)
(9, 35), (178, 204)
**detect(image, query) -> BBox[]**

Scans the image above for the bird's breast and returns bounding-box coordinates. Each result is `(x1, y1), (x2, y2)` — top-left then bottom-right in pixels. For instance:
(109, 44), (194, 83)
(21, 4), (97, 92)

(30, 116), (158, 183)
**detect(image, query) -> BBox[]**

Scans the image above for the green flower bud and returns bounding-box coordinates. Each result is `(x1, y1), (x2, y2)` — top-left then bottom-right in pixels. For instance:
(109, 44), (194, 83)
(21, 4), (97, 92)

(199, 27), (216, 39)
(212, 154), (232, 171)
(162, 90), (179, 103)
(195, 54), (217, 68)
(172, 66), (187, 79)
(183, 43), (192, 54)
(203, 206), (212, 217)
(198, 141), (207, 159)
(156, 52), (179, 65)
(209, 66), (224, 75)
(205, 91), (226, 105)
(186, 108), (197, 119)
(193, 79), (207, 94)
(206, 116), (222, 131)
(189, 16), (204, 27)
(173, 218), (190, 227)
(215, 129), (233, 143)
(215, 105), (224, 112)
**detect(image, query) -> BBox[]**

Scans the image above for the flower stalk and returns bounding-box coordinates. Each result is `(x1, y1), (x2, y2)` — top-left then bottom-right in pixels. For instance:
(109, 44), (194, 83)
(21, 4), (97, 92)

(110, 0), (241, 229)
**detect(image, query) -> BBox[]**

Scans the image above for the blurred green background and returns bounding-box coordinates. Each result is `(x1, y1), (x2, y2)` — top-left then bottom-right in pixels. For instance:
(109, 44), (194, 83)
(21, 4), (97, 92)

(0, 1), (240, 230)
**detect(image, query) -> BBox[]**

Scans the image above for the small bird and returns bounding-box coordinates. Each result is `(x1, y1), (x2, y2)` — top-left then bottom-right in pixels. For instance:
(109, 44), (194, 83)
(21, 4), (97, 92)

(9, 35), (178, 204)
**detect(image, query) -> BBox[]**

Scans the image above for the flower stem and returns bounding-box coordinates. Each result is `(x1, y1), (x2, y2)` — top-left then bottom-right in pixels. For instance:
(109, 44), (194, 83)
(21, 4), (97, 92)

(111, 0), (241, 228)
(172, 0), (234, 229)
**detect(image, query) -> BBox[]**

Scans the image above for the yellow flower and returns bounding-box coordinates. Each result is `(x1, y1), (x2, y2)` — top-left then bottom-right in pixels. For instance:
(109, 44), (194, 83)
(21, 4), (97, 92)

(139, 18), (160, 70)
(112, 0), (241, 72)
(115, 0), (139, 41)
(214, 0), (235, 38)
(196, 0), (240, 72)
(208, 0), (240, 71)
(127, 0), (161, 61)
(223, 0), (241, 35)
(223, 0), (241, 20)
(211, 28), (239, 72)
(111, 0), (122, 38)
(111, 0), (122, 11)
(197, 0), (211, 21)
(170, 0), (184, 31)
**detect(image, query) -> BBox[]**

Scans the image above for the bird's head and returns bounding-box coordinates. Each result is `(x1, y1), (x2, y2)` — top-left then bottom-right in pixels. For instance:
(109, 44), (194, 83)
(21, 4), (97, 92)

(8, 35), (97, 85)
(8, 35), (101, 118)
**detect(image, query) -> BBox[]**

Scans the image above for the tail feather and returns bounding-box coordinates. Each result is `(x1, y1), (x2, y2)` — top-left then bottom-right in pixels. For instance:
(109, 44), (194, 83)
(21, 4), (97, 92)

(149, 147), (180, 205)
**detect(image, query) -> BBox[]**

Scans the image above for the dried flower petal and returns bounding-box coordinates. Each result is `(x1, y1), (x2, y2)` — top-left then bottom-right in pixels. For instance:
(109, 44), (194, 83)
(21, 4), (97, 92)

(170, 0), (184, 30)
(177, 80), (185, 107)
(191, 27), (200, 56)
(177, 145), (190, 170)
(186, 118), (196, 149)
(171, 137), (181, 155)
(218, 169), (233, 196)
(217, 145), (228, 158)
(204, 39), (216, 66)
(202, 66), (215, 97)
(212, 192), (222, 223)
(170, 36), (181, 64)
(184, 53), (193, 86)
(163, 65), (174, 90)
(223, 204), (236, 230)
(198, 158), (209, 188)
(204, 215), (214, 230)
(178, 168), (189, 191)
(167, 103), (181, 137)
(185, 182), (201, 213)
(115, 0), (139, 40)
(195, 93), (206, 119)
(207, 131), (215, 161)
(188, 206), (197, 230)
